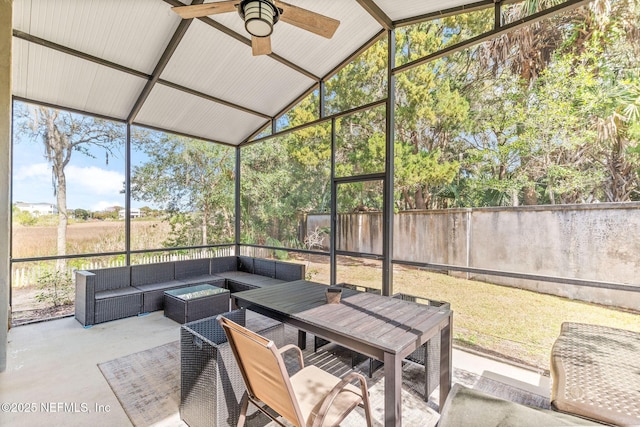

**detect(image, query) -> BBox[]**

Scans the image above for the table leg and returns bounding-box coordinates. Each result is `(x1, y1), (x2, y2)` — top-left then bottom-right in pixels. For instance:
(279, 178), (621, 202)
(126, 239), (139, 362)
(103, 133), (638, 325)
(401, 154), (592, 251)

(439, 313), (453, 411)
(384, 352), (402, 427)
(297, 330), (307, 350)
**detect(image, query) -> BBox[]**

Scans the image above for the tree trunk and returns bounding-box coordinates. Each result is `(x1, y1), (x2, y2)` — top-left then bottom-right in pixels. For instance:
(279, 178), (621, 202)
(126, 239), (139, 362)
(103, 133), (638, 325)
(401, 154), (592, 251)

(522, 186), (537, 205)
(201, 209), (208, 246)
(415, 187), (426, 209)
(402, 188), (415, 210)
(56, 170), (67, 270)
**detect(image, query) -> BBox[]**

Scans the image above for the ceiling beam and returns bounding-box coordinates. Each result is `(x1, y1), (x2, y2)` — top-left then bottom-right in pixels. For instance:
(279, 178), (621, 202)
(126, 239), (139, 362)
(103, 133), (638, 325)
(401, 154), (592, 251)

(242, 27), (387, 145)
(132, 121), (235, 147)
(393, 0), (592, 75)
(127, 0), (204, 124)
(244, 98), (387, 147)
(158, 80), (271, 119)
(322, 29), (385, 81)
(355, 0), (393, 30)
(13, 95), (126, 123)
(12, 30), (148, 80)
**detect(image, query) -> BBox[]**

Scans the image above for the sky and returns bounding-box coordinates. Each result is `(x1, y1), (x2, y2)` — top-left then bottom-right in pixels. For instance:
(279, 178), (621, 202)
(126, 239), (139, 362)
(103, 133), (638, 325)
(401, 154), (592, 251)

(12, 137), (149, 212)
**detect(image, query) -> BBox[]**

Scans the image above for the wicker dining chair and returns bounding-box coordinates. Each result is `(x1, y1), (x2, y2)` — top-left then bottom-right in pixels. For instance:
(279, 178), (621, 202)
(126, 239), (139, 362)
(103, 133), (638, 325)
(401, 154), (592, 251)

(218, 315), (373, 427)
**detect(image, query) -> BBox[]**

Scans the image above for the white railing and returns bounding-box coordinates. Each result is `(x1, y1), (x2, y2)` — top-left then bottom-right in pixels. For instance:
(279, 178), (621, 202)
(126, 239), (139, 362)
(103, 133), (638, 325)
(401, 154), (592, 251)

(12, 247), (233, 288)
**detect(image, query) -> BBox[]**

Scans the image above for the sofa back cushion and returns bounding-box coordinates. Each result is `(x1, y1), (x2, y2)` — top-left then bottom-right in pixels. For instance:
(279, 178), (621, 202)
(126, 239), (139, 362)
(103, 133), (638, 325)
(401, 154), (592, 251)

(175, 258), (210, 279)
(210, 256), (238, 274)
(88, 266), (131, 292)
(131, 262), (175, 286)
(237, 256), (255, 273)
(253, 258), (276, 278)
(275, 262), (305, 282)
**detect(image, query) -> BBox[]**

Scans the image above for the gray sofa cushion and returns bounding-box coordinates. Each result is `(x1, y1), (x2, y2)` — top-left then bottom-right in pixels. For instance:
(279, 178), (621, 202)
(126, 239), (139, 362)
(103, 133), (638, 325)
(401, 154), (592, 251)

(133, 279), (185, 292)
(179, 274), (225, 287)
(175, 258), (210, 279)
(210, 256), (237, 274)
(95, 287), (141, 300)
(253, 258), (276, 278)
(88, 266), (131, 292)
(131, 262), (175, 286)
(238, 256), (254, 273)
(275, 262), (305, 281)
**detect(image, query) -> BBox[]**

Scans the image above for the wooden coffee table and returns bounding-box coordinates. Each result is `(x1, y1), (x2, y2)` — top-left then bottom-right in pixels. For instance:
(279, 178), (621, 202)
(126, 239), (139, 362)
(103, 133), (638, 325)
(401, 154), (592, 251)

(164, 284), (230, 324)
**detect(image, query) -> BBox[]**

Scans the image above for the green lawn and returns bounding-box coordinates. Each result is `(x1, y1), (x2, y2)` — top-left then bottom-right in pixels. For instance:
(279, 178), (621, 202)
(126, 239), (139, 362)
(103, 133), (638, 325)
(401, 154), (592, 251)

(306, 258), (640, 370)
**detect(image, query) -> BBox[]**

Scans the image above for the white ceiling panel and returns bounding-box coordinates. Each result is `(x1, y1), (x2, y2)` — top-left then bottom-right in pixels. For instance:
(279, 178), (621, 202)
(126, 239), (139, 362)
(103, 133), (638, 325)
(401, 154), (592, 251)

(160, 20), (316, 117)
(13, 0), (181, 74)
(10, 0), (491, 144)
(12, 38), (147, 120)
(135, 84), (268, 145)
(209, 1), (382, 78)
(374, 0), (485, 22)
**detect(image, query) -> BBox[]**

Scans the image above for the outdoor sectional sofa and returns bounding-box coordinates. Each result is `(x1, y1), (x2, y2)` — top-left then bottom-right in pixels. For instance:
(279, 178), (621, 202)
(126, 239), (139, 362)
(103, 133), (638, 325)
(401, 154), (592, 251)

(74, 256), (305, 327)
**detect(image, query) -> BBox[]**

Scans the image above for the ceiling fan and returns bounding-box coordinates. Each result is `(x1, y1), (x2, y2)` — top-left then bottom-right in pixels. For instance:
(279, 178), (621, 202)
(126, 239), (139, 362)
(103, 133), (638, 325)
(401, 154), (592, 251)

(172, 1), (340, 56)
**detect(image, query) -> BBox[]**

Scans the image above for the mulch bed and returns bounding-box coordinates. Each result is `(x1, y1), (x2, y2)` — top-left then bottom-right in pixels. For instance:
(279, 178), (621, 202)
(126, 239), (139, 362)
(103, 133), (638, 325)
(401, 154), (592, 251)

(11, 304), (74, 326)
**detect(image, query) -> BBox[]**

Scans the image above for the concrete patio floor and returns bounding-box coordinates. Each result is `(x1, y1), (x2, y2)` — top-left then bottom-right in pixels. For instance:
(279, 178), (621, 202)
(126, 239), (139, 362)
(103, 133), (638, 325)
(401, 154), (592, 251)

(0, 311), (551, 427)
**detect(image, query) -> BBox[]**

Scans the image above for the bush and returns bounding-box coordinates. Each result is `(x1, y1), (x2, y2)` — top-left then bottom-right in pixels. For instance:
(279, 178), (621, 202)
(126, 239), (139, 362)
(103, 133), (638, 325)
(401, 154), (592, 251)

(35, 270), (74, 307)
(14, 210), (37, 226)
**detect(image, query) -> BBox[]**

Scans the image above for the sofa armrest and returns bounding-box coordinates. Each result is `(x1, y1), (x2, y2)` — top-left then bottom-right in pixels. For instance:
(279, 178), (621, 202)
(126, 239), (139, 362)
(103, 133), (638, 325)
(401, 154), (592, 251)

(75, 270), (96, 326)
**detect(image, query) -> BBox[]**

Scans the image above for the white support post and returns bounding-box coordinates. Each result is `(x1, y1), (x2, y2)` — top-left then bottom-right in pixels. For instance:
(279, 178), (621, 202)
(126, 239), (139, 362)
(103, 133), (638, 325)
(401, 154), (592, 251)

(0, 0), (13, 372)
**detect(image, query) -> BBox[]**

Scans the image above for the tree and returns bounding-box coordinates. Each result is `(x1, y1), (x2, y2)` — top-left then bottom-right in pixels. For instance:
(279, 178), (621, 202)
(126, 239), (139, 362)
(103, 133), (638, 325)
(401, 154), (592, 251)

(17, 103), (124, 266)
(131, 133), (235, 247)
(73, 208), (91, 221)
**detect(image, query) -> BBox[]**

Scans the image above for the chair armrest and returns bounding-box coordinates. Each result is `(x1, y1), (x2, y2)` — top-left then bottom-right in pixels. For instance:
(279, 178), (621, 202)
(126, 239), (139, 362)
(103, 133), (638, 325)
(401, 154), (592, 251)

(312, 372), (371, 427)
(278, 344), (305, 369)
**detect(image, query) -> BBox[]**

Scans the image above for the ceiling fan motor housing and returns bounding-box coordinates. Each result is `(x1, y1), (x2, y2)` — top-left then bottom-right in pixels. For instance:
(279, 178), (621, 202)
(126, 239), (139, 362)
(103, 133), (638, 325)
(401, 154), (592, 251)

(238, 0), (281, 37)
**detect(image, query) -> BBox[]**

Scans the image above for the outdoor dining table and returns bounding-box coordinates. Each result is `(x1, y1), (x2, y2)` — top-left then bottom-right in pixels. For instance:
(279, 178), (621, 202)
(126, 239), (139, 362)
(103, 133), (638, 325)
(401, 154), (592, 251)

(233, 279), (453, 427)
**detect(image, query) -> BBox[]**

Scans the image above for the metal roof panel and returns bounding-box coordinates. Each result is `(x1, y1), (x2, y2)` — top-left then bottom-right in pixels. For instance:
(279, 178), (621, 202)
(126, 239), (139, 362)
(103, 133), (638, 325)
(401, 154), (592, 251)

(135, 84), (268, 145)
(12, 38), (147, 120)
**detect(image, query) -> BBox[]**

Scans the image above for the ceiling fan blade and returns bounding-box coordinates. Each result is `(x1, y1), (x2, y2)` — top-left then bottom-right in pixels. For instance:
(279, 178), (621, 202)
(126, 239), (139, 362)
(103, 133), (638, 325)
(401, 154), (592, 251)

(172, 1), (238, 19)
(252, 36), (272, 56)
(275, 1), (340, 39)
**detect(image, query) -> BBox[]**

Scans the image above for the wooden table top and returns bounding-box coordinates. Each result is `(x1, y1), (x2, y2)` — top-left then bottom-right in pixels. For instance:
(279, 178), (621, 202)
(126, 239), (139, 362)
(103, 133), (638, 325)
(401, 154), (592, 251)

(234, 280), (451, 356)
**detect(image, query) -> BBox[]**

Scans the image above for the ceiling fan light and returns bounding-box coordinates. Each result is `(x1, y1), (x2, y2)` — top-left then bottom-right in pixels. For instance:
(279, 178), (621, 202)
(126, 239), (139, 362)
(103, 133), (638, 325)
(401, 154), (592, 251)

(241, 0), (276, 37)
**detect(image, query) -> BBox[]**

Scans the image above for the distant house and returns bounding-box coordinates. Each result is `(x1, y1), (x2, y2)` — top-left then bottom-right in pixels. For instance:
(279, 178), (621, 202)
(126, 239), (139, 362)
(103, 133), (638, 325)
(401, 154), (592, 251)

(14, 202), (58, 216)
(118, 208), (142, 219)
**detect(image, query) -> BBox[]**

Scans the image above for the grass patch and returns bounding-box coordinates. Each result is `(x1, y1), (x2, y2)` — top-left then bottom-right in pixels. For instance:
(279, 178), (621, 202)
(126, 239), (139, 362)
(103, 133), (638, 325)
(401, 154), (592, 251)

(305, 257), (640, 370)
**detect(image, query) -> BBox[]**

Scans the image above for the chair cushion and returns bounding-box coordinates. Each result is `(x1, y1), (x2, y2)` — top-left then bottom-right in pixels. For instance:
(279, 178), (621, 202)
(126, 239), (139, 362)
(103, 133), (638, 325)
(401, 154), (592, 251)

(290, 365), (363, 427)
(551, 322), (640, 426)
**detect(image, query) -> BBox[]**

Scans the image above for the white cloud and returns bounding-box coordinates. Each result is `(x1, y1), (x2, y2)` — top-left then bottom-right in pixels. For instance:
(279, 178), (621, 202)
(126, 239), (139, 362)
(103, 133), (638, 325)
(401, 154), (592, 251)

(66, 165), (124, 195)
(14, 163), (50, 181)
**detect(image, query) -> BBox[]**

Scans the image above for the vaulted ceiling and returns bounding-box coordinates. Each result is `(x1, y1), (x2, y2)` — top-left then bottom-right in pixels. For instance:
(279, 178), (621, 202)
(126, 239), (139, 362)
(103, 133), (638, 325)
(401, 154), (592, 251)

(12, 0), (496, 145)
